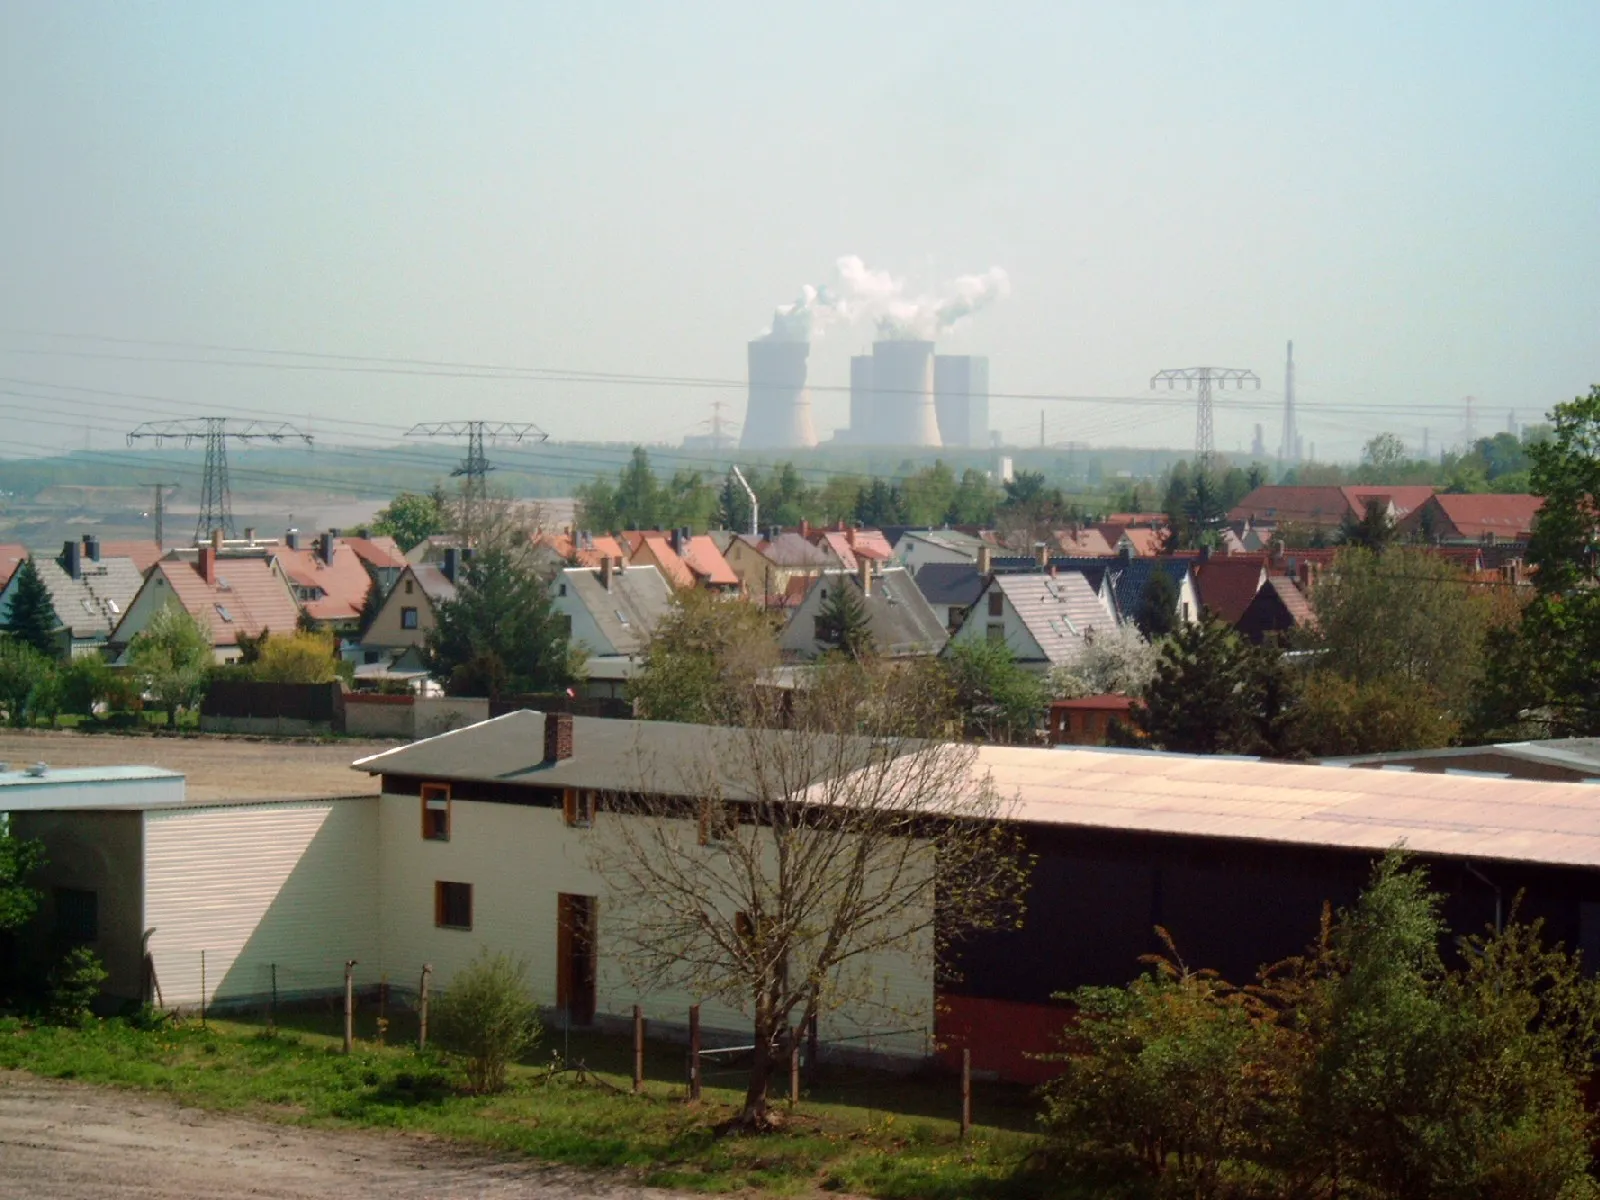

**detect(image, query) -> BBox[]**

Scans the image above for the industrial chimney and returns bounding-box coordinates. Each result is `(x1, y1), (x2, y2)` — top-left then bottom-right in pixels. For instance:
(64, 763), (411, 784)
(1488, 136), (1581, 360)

(870, 340), (941, 447)
(740, 340), (818, 450)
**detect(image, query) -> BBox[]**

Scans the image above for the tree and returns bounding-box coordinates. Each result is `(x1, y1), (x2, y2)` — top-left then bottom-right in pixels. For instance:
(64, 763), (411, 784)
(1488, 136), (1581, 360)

(629, 589), (780, 724)
(370, 490), (448, 553)
(0, 832), (45, 934)
(1479, 386), (1600, 736)
(431, 949), (542, 1094)
(941, 639), (1048, 743)
(127, 604), (213, 728)
(1131, 619), (1298, 756)
(246, 631), (340, 683)
(0, 639), (57, 728)
(1133, 569), (1178, 640)
(1309, 547), (1491, 721)
(427, 547), (578, 698)
(1047, 623), (1159, 699)
(853, 478), (907, 527)
(4, 560), (60, 658)
(1337, 497), (1398, 552)
(590, 663), (1030, 1129)
(1294, 672), (1459, 756)
(813, 580), (876, 661)
(947, 467), (1000, 526)
(60, 654), (115, 719)
(1361, 431), (1408, 477)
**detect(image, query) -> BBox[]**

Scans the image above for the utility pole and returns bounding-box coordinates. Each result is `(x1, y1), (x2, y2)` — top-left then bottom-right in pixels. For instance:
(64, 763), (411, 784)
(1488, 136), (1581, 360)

(139, 482), (180, 549)
(1151, 366), (1261, 474)
(405, 421), (548, 545)
(127, 419), (313, 542)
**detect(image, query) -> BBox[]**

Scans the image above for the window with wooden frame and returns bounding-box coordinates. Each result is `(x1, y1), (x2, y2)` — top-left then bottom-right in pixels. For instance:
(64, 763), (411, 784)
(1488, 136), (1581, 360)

(698, 798), (736, 846)
(434, 881), (472, 930)
(420, 783), (451, 841)
(988, 590), (1004, 617)
(562, 788), (596, 829)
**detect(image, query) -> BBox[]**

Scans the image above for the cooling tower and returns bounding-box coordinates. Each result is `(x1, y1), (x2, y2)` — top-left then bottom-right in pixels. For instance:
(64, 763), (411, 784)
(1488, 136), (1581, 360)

(870, 340), (941, 447)
(740, 340), (818, 450)
(934, 355), (990, 448)
(847, 354), (875, 445)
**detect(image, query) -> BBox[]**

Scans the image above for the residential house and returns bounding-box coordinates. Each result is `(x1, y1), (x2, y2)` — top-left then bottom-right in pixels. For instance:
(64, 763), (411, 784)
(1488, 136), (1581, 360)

(0, 544), (28, 592)
(1228, 484), (1436, 536)
(108, 545), (302, 663)
(892, 528), (989, 569)
(1046, 554), (1200, 627)
(1052, 527), (1116, 556)
(809, 524), (895, 573)
(620, 530), (738, 595)
(550, 560), (673, 659)
(341, 531), (409, 593)
(358, 554), (465, 666)
(780, 564), (948, 660)
(946, 571), (1116, 671)
(93, 541), (167, 574)
(912, 562), (990, 634)
(1186, 553), (1268, 626)
(1397, 493), (1543, 546)
(1236, 575), (1316, 644)
(0, 538), (146, 658)
(711, 529), (833, 610)
(273, 531), (379, 634)
(529, 530), (628, 572)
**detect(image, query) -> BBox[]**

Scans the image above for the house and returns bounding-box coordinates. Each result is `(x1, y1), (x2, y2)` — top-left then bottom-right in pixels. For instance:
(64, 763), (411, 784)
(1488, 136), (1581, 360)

(1048, 695), (1134, 746)
(340, 531), (409, 593)
(108, 545), (302, 663)
(1047, 554), (1200, 627)
(0, 539), (145, 658)
(1187, 554), (1268, 625)
(1052, 528), (1116, 556)
(357, 554), (465, 665)
(92, 540), (167, 574)
(912, 562), (990, 634)
(780, 564), (948, 660)
(809, 524), (895, 573)
(621, 530), (738, 595)
(946, 572), (1116, 670)
(1228, 485), (1436, 534)
(0, 544), (28, 591)
(892, 528), (989, 569)
(711, 529), (832, 610)
(1397, 493), (1543, 545)
(1236, 575), (1316, 644)
(550, 560), (673, 658)
(273, 531), (380, 633)
(530, 530), (629, 571)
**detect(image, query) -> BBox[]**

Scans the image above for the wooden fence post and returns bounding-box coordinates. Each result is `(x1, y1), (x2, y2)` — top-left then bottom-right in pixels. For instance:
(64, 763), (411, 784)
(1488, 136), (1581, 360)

(269, 963), (277, 1030)
(199, 950), (207, 1028)
(343, 960), (357, 1054)
(688, 1004), (702, 1102)
(960, 1048), (972, 1140)
(418, 964), (432, 1050)
(633, 1005), (645, 1094)
(789, 1025), (800, 1107)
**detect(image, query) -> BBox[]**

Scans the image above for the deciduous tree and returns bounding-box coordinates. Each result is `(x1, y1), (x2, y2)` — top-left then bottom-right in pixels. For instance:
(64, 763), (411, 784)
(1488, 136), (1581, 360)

(370, 489), (448, 553)
(629, 589), (779, 724)
(127, 604), (214, 728)
(941, 638), (1048, 743)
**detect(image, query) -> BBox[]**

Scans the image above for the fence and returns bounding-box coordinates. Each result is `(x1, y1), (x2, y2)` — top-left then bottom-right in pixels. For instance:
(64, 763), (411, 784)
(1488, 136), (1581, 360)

(340, 694), (489, 739)
(200, 681), (344, 735)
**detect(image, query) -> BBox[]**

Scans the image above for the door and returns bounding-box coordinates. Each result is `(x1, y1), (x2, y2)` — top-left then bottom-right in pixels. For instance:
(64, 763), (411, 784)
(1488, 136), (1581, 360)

(556, 893), (597, 1025)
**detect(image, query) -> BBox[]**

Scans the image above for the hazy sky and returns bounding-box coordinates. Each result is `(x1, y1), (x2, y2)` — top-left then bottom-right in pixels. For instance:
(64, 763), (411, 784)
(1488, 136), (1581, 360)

(3, 2), (1598, 466)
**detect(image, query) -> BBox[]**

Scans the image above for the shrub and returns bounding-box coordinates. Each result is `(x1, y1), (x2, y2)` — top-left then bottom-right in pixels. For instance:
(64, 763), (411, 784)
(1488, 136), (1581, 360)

(429, 949), (541, 1093)
(48, 947), (108, 1025)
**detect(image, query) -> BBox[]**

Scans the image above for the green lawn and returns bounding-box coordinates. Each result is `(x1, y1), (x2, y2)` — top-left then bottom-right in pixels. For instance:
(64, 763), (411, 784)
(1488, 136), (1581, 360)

(0, 1012), (1076, 1199)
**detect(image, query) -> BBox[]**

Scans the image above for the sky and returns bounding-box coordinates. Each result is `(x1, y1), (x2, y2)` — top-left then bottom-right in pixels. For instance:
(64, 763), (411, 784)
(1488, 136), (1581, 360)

(2, 1), (1598, 466)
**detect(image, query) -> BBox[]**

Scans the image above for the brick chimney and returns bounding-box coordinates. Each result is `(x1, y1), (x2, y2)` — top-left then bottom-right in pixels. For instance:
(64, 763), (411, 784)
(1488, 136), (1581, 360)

(799, 518), (810, 539)
(977, 546), (992, 577)
(198, 545), (217, 586)
(600, 555), (614, 591)
(543, 712), (574, 763)
(858, 555), (871, 597)
(211, 528), (224, 551)
(285, 529), (301, 551)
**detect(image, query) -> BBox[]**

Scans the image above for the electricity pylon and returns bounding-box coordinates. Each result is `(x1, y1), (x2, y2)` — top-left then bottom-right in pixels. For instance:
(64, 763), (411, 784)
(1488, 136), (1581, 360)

(127, 418), (313, 542)
(1150, 366), (1261, 474)
(405, 421), (548, 543)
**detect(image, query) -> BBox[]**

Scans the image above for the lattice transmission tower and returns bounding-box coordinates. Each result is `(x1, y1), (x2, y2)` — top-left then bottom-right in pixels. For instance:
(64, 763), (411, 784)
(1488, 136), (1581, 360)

(127, 418), (313, 542)
(1150, 366), (1261, 473)
(406, 421), (548, 542)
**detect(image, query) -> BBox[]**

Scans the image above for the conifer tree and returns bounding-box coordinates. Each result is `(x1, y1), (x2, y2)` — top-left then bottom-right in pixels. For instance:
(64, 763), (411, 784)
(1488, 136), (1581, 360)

(814, 578), (876, 661)
(5, 559), (60, 658)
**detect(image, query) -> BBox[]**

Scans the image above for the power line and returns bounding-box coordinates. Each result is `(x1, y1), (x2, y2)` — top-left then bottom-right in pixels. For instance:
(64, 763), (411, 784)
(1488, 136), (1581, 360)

(126, 418), (313, 540)
(1151, 366), (1261, 473)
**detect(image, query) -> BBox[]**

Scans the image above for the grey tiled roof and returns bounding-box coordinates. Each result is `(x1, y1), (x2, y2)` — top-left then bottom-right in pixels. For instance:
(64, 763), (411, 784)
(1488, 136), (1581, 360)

(913, 562), (986, 607)
(991, 572), (1116, 665)
(560, 565), (674, 656)
(31, 557), (146, 638)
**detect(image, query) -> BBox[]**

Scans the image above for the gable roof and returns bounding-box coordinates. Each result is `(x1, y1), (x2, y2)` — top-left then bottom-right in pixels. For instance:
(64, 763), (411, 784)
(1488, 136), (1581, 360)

(785, 568), (948, 658)
(408, 562), (459, 604)
(126, 556), (301, 647)
(1229, 485), (1437, 528)
(532, 530), (628, 568)
(3, 555), (146, 638)
(678, 534), (740, 587)
(1045, 556), (1193, 622)
(92, 540), (166, 574)
(1238, 575), (1316, 641)
(1190, 556), (1267, 624)
(1342, 486), (1436, 519)
(761, 531), (833, 568)
(1053, 528), (1115, 556)
(989, 572), (1116, 664)
(813, 528), (895, 571)
(1116, 528), (1168, 556)
(894, 528), (989, 560)
(557, 564), (674, 656)
(1419, 493), (1543, 541)
(272, 542), (376, 622)
(913, 562), (987, 607)
(622, 531), (695, 589)
(342, 534), (407, 572)
(0, 545), (27, 591)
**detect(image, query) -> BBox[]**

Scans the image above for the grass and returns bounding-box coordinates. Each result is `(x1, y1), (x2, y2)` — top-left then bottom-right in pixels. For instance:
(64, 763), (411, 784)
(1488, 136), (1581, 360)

(0, 1009), (1079, 1199)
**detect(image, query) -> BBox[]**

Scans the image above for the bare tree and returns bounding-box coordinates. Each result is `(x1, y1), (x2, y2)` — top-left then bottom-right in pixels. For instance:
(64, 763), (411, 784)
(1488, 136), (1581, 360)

(589, 664), (1029, 1129)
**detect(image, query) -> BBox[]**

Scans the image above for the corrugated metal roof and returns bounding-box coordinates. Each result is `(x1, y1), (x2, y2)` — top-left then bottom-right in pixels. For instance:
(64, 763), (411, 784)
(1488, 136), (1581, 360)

(979, 745), (1600, 871)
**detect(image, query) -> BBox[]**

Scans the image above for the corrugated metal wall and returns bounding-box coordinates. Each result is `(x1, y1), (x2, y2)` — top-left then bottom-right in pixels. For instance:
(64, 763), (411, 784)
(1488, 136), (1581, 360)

(144, 800), (380, 1008)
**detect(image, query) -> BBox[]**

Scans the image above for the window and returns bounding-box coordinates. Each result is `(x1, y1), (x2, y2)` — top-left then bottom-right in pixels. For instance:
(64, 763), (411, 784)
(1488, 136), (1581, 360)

(55, 888), (97, 943)
(405, 579), (414, 594)
(555, 613), (572, 638)
(987, 623), (1005, 643)
(401, 607), (419, 630)
(614, 609), (629, 626)
(421, 783), (451, 840)
(434, 881), (472, 929)
(215, 603), (234, 623)
(557, 582), (567, 596)
(364, 650), (380, 665)
(988, 591), (1004, 617)
(563, 788), (596, 828)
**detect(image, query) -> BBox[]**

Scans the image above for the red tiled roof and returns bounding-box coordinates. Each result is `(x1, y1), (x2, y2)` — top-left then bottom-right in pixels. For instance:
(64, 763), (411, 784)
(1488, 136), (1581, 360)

(1425, 493), (1543, 540)
(1119, 528), (1167, 556)
(813, 528), (894, 571)
(272, 543), (376, 622)
(1342, 486), (1436, 519)
(534, 531), (627, 568)
(1050, 694), (1135, 712)
(96, 540), (165, 574)
(625, 532), (695, 589)
(141, 557), (302, 647)
(1053, 528), (1115, 556)
(1262, 575), (1316, 628)
(1103, 513), (1168, 527)
(0, 544), (26, 590)
(679, 534), (740, 588)
(343, 535), (407, 571)
(1191, 557), (1268, 624)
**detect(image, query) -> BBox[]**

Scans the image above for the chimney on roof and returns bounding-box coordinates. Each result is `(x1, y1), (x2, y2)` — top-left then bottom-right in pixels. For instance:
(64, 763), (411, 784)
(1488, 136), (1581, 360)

(670, 527), (685, 554)
(82, 534), (100, 563)
(60, 539), (82, 581)
(1035, 542), (1049, 569)
(847, 525), (857, 550)
(441, 547), (460, 584)
(766, 526), (780, 544)
(601, 555), (614, 591)
(198, 545), (217, 586)
(357, 527), (369, 538)
(1297, 561), (1311, 592)
(285, 530), (300, 551)
(1119, 542), (1134, 564)
(244, 527), (256, 544)
(1199, 544), (1211, 563)
(329, 528), (342, 539)
(977, 546), (992, 577)
(318, 532), (335, 566)
(799, 518), (810, 539)
(543, 711), (573, 763)
(858, 555), (871, 597)
(211, 529), (224, 551)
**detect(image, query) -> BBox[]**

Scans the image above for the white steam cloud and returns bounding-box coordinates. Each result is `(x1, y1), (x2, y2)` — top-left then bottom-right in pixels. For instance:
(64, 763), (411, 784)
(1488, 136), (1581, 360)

(758, 256), (1010, 343)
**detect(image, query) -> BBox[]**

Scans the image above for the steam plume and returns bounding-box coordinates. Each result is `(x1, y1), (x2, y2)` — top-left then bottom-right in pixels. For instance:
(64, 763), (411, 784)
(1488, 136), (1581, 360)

(758, 256), (1009, 343)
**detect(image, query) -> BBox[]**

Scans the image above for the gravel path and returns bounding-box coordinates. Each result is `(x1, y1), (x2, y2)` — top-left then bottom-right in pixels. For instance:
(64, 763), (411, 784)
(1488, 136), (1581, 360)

(0, 1074), (691, 1200)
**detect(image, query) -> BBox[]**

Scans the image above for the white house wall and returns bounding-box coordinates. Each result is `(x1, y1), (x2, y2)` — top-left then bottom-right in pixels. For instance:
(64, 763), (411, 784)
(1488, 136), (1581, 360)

(143, 799), (380, 1008)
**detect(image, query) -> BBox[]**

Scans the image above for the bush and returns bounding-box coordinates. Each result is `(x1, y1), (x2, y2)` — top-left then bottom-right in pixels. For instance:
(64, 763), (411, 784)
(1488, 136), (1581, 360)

(48, 947), (108, 1025)
(61, 655), (116, 718)
(429, 950), (541, 1093)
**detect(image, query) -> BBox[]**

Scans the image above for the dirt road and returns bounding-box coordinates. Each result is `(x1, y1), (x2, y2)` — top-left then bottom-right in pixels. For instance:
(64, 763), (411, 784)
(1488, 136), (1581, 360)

(0, 1074), (688, 1200)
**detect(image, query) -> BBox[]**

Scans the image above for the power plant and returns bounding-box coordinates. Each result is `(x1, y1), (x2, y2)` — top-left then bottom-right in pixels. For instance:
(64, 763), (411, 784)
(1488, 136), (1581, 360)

(739, 339), (818, 450)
